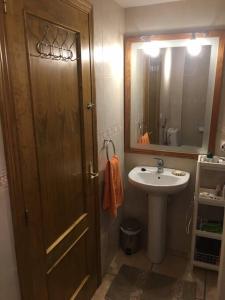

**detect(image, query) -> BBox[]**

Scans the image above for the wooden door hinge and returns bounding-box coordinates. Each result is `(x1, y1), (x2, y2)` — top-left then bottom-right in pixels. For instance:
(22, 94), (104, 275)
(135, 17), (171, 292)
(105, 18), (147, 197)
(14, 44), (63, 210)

(3, 0), (7, 14)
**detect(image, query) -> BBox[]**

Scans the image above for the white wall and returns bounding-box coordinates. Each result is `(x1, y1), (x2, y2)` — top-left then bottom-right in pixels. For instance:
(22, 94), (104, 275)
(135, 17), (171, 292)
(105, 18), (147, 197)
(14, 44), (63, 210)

(0, 125), (21, 300)
(125, 0), (225, 156)
(125, 0), (225, 34)
(0, 0), (125, 297)
(91, 0), (125, 275)
(124, 0), (225, 256)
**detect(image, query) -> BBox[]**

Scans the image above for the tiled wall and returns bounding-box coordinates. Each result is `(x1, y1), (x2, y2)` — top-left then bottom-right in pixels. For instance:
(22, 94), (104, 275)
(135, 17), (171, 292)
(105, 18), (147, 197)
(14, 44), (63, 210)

(216, 63), (225, 156)
(91, 0), (125, 275)
(124, 0), (225, 256)
(125, 0), (225, 34)
(0, 126), (21, 300)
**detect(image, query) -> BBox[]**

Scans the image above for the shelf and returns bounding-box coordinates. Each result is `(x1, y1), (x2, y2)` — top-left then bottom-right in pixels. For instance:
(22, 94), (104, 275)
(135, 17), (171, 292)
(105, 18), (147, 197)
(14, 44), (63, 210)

(191, 155), (225, 273)
(197, 188), (225, 207)
(198, 155), (225, 171)
(193, 260), (219, 271)
(195, 230), (222, 240)
(198, 162), (225, 171)
(198, 197), (225, 207)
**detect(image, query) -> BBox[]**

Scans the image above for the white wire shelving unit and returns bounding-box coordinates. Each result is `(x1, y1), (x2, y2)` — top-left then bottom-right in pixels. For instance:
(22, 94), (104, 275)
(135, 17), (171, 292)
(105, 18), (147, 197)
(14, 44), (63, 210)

(191, 155), (225, 272)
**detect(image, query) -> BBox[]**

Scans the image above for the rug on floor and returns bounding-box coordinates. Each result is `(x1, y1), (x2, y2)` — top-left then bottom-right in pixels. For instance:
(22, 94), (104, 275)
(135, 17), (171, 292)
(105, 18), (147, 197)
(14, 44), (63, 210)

(105, 264), (196, 300)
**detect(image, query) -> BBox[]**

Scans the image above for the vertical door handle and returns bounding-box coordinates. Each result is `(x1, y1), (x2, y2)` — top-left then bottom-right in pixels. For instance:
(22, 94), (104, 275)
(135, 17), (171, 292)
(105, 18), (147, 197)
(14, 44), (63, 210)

(89, 161), (99, 179)
(87, 102), (95, 110)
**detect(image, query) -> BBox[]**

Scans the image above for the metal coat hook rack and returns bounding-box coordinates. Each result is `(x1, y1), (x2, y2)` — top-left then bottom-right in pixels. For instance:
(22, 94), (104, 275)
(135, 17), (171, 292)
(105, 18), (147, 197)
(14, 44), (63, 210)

(36, 24), (78, 62)
(104, 139), (116, 161)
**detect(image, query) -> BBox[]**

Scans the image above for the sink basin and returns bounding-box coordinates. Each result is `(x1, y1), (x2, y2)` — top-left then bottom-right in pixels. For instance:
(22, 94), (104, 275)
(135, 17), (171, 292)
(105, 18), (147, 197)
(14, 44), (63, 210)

(128, 166), (190, 264)
(128, 166), (190, 194)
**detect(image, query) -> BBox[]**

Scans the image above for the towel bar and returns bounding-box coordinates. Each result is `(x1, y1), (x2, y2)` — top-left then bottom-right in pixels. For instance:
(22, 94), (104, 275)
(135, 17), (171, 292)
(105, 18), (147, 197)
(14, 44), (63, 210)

(104, 139), (116, 161)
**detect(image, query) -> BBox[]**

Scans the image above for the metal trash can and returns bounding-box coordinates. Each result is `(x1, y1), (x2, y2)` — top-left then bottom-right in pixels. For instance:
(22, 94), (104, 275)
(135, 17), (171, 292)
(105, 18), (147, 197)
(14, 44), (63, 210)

(120, 219), (142, 255)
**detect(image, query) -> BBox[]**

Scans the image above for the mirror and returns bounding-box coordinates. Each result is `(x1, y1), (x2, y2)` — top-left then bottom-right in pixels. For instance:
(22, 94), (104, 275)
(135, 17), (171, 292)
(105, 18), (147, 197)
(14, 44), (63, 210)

(125, 32), (225, 158)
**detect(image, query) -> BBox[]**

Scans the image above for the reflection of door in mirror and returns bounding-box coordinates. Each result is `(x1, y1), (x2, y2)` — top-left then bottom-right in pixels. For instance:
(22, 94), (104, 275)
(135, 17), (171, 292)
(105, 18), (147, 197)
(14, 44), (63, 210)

(143, 56), (161, 144)
(131, 49), (161, 145)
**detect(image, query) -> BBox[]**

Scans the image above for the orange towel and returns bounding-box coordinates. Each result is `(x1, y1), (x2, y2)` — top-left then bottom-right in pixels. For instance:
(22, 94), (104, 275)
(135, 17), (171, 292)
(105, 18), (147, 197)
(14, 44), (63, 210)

(103, 155), (124, 218)
(138, 132), (150, 144)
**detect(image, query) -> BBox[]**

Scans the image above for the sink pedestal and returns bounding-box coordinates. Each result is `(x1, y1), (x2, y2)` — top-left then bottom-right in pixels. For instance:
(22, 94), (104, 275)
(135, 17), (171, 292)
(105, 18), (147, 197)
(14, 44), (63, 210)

(128, 166), (190, 264)
(147, 194), (167, 263)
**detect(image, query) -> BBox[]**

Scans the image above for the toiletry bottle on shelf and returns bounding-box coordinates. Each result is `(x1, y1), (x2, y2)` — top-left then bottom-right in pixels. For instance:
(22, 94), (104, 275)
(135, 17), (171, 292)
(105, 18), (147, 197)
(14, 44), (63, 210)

(222, 185), (225, 199)
(215, 185), (221, 196)
(205, 152), (213, 162)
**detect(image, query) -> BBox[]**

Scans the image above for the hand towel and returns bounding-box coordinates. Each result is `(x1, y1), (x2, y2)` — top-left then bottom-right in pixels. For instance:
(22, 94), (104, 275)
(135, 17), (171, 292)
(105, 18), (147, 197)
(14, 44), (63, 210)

(138, 132), (150, 144)
(103, 155), (124, 218)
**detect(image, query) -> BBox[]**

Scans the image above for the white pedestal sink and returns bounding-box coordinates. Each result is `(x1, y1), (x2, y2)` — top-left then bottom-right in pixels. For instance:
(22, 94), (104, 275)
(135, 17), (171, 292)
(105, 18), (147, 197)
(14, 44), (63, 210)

(128, 166), (190, 263)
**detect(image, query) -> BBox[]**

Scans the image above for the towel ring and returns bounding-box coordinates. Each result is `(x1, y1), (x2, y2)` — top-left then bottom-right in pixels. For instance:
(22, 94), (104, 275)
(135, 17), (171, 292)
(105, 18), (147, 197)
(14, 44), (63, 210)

(104, 139), (116, 161)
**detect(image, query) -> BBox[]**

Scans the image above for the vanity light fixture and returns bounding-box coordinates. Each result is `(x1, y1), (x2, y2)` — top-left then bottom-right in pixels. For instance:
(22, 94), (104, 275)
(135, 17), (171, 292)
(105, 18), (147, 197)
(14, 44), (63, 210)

(187, 33), (202, 56)
(143, 41), (160, 58)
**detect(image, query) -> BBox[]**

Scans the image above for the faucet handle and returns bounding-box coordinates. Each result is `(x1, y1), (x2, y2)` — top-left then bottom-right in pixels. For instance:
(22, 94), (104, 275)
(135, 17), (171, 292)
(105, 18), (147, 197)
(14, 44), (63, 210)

(154, 157), (164, 166)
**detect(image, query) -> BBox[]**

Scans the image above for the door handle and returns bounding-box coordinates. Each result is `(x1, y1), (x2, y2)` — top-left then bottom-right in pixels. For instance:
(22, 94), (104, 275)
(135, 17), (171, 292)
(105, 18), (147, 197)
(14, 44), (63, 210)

(89, 161), (99, 179)
(87, 102), (95, 110)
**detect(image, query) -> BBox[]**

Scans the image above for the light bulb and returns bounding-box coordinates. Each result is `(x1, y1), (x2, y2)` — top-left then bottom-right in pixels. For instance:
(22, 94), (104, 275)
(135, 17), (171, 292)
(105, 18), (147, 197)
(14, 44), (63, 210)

(143, 42), (160, 58)
(187, 38), (202, 56)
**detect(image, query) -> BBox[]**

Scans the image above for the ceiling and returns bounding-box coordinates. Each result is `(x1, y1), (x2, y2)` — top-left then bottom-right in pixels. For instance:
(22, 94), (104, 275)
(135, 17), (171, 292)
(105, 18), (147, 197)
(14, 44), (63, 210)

(114, 0), (183, 8)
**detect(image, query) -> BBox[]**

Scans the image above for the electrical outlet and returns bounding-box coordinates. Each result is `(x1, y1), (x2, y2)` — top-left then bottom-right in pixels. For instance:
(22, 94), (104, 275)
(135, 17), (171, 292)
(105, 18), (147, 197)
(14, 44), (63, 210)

(221, 143), (225, 152)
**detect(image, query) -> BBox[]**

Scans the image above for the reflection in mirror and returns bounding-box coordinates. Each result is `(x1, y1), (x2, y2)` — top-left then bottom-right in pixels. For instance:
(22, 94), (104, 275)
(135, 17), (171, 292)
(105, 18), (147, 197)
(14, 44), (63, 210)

(130, 37), (219, 154)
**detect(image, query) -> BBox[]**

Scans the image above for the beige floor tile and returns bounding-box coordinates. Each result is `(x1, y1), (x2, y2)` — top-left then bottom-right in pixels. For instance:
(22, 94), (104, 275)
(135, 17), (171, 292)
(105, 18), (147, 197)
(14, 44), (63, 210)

(152, 254), (206, 299)
(94, 252), (208, 300)
(193, 267), (206, 300)
(152, 253), (188, 278)
(205, 271), (218, 300)
(91, 273), (115, 300)
(108, 249), (152, 275)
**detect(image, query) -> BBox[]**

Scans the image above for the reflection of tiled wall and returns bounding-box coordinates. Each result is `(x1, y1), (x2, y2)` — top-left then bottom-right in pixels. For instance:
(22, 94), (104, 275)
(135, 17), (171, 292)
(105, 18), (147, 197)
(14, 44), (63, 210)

(0, 170), (8, 188)
(0, 126), (21, 299)
(124, 0), (225, 257)
(215, 64), (225, 156)
(90, 0), (125, 275)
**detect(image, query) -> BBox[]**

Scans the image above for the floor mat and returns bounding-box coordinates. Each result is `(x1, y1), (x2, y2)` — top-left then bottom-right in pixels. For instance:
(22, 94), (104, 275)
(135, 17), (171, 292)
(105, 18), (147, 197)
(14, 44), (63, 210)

(105, 264), (196, 300)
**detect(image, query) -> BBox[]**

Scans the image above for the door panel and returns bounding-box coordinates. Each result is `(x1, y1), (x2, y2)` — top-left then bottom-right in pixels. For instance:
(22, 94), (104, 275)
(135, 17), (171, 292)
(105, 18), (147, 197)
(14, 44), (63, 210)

(47, 231), (89, 300)
(26, 14), (86, 248)
(3, 0), (99, 299)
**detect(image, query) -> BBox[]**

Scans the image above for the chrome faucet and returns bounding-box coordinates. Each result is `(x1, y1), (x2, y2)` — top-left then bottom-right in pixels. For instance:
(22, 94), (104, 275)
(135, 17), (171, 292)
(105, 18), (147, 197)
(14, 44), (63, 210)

(154, 158), (164, 173)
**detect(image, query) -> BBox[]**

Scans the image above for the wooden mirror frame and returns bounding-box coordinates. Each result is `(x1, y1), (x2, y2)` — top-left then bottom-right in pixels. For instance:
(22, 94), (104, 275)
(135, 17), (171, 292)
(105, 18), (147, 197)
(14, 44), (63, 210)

(125, 31), (225, 159)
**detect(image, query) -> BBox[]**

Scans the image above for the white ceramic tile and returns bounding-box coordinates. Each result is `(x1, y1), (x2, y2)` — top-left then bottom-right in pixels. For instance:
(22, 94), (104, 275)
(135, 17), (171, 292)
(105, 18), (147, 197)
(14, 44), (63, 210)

(109, 249), (152, 275)
(205, 271), (218, 300)
(92, 0), (125, 275)
(152, 253), (188, 278)
(193, 267), (206, 300)
(0, 189), (21, 300)
(91, 273), (115, 300)
(152, 254), (206, 299)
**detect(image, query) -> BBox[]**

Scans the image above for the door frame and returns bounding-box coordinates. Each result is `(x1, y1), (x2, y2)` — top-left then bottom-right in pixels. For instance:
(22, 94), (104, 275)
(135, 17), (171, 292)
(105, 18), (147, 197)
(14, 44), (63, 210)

(0, 1), (101, 298)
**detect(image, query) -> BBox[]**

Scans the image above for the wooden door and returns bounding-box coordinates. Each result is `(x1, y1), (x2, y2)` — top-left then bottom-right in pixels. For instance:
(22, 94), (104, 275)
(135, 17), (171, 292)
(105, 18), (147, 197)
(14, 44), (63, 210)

(1, 0), (100, 299)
